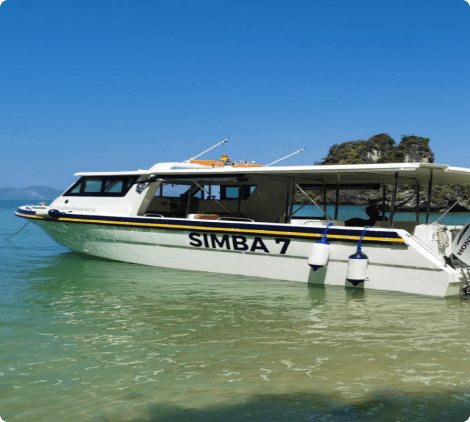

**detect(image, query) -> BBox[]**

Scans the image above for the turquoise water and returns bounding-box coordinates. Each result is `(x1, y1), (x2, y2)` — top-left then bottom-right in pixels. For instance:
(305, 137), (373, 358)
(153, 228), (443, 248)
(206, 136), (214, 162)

(294, 204), (467, 224)
(3, 200), (470, 421)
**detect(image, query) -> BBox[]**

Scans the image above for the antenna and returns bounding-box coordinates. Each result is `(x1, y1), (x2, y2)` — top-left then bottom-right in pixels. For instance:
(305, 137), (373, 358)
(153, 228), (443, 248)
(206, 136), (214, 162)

(266, 148), (306, 166)
(185, 138), (229, 162)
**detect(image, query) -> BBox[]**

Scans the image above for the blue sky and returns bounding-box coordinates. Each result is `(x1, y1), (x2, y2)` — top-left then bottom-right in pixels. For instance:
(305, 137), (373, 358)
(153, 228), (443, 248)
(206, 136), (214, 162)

(1, 0), (469, 189)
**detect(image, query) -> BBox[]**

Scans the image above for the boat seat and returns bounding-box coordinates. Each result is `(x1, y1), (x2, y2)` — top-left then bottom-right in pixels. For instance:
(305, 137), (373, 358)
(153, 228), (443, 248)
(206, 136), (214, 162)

(192, 214), (220, 220)
(374, 220), (418, 234)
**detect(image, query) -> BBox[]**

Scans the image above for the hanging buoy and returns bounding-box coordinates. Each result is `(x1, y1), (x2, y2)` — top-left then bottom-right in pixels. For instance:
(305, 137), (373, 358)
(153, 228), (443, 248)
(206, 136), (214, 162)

(308, 223), (334, 271)
(346, 227), (369, 286)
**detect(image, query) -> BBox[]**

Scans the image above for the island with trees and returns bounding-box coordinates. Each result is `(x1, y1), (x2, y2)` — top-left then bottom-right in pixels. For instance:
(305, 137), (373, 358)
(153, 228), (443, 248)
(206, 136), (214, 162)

(308, 133), (470, 212)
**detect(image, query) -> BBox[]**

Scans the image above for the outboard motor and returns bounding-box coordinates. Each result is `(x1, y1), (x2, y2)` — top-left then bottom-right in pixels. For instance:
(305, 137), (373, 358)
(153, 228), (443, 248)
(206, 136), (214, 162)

(452, 222), (470, 266)
(308, 223), (334, 271)
(450, 223), (470, 295)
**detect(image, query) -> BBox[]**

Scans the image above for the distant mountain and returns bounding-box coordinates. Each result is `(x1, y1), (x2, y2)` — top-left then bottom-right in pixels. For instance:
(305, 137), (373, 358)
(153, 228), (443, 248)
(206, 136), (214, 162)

(0, 186), (63, 200)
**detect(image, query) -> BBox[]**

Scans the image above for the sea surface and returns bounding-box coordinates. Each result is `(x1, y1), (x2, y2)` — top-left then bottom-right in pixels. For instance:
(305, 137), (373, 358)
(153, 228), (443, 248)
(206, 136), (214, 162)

(3, 200), (470, 422)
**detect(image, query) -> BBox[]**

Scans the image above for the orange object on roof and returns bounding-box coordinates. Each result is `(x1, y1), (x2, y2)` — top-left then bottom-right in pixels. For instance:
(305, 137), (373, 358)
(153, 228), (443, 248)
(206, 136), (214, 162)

(190, 155), (264, 168)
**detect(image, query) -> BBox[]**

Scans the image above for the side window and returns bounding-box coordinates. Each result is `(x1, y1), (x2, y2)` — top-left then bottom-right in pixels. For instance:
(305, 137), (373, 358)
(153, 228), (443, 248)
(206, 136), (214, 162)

(83, 178), (103, 193)
(204, 185), (221, 200)
(151, 183), (256, 201)
(220, 185), (257, 200)
(243, 185), (257, 198)
(224, 186), (239, 199)
(160, 184), (192, 198)
(155, 184), (207, 199)
(64, 176), (137, 196)
(69, 183), (82, 194)
(104, 180), (124, 193)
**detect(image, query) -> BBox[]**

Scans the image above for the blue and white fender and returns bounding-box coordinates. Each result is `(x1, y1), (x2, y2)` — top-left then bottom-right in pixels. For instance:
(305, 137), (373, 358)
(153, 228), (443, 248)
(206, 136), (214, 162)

(346, 226), (369, 286)
(308, 223), (334, 271)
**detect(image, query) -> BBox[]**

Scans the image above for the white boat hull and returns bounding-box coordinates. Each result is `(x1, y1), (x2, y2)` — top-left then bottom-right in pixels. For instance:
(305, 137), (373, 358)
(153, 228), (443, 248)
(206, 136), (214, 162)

(26, 214), (462, 297)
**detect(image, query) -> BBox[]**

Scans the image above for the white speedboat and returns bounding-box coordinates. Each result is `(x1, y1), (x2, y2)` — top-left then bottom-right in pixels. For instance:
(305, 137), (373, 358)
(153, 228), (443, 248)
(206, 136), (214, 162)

(15, 152), (470, 297)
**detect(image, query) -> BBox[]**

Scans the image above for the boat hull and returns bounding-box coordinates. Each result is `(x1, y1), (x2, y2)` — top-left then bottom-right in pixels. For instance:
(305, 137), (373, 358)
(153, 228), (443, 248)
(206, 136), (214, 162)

(18, 210), (463, 297)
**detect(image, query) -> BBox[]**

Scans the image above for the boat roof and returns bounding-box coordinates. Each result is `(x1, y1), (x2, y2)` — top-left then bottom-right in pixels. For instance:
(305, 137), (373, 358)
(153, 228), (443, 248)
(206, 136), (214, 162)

(75, 162), (470, 186)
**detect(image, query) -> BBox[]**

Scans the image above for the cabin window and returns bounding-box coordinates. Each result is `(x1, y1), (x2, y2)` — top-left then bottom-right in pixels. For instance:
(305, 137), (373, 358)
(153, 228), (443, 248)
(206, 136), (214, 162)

(223, 186), (239, 199)
(155, 183), (201, 198)
(160, 184), (192, 198)
(104, 180), (124, 193)
(220, 185), (257, 200)
(155, 183), (257, 201)
(145, 181), (257, 218)
(83, 179), (102, 193)
(64, 176), (138, 197)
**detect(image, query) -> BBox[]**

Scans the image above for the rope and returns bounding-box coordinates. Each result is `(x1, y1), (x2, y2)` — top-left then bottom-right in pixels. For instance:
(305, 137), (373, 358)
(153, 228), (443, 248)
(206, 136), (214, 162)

(432, 223), (449, 249)
(5, 221), (30, 240)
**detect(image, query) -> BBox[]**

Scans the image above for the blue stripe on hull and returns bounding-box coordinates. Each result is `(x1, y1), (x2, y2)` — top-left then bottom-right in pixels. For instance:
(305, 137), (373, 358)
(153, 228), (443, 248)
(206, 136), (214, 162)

(15, 208), (405, 245)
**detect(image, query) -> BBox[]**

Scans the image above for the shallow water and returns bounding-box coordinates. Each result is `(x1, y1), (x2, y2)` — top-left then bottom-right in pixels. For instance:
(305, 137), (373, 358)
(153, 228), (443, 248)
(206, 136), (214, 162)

(3, 201), (470, 422)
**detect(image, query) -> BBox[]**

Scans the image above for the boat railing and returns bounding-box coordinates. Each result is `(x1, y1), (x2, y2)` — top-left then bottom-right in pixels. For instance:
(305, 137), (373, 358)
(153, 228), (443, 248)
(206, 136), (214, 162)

(217, 216), (255, 222)
(296, 219), (345, 227)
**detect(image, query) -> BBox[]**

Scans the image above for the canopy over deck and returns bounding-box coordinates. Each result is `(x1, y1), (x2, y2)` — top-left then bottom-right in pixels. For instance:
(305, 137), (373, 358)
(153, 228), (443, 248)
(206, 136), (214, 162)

(75, 162), (470, 186)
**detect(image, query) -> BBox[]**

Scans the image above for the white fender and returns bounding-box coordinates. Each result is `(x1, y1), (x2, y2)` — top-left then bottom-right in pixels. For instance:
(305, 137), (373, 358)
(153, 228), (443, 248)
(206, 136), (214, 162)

(308, 241), (330, 271)
(346, 226), (370, 285)
(346, 251), (368, 285)
(307, 223), (334, 271)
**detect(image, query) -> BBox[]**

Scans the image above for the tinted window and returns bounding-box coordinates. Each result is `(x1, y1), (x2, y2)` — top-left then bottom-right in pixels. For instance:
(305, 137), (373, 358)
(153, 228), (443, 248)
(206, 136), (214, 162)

(220, 185), (257, 200)
(224, 187), (239, 199)
(104, 180), (124, 193)
(64, 176), (138, 197)
(162, 184), (192, 198)
(83, 179), (103, 193)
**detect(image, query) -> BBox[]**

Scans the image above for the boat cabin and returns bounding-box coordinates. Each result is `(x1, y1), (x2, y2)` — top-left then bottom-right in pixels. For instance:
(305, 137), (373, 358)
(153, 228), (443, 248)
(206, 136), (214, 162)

(63, 162), (470, 231)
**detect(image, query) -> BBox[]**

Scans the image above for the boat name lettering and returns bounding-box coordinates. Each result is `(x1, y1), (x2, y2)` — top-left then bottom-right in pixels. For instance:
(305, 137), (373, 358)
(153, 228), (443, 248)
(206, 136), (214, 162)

(58, 206), (97, 212)
(188, 232), (290, 255)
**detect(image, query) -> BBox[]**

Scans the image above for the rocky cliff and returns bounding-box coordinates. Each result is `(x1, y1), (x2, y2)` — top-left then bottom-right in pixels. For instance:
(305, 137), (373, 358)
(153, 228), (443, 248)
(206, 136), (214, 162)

(316, 134), (464, 212)
(320, 133), (434, 165)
